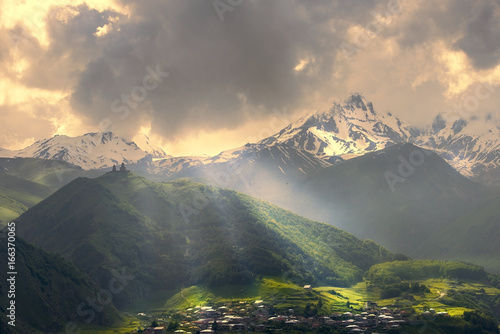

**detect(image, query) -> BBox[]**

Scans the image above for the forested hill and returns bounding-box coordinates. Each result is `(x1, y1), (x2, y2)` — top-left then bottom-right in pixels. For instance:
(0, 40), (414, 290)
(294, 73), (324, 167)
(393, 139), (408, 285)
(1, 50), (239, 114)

(16, 172), (396, 307)
(0, 237), (122, 333)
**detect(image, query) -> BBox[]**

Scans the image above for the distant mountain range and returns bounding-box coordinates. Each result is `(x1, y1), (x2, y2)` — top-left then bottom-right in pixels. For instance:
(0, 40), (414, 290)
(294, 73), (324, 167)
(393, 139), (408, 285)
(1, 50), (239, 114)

(2, 94), (500, 187)
(0, 132), (168, 170)
(129, 94), (415, 185)
(414, 113), (500, 183)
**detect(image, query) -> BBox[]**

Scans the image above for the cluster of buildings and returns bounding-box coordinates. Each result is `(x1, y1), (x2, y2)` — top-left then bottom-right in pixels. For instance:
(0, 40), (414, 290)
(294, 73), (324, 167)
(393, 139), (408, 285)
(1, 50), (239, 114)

(111, 163), (130, 172)
(136, 300), (450, 333)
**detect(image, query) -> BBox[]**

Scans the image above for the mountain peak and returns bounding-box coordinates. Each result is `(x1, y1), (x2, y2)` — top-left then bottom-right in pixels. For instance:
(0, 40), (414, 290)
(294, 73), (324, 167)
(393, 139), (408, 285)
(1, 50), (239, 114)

(255, 95), (410, 161)
(344, 93), (368, 111)
(331, 93), (378, 121)
(3, 132), (167, 170)
(6, 91), (500, 184)
(451, 119), (467, 135)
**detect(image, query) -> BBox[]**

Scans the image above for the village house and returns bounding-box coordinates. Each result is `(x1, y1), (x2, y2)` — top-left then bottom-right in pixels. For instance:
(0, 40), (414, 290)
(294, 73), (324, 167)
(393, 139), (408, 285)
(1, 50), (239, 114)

(199, 329), (214, 334)
(143, 326), (166, 334)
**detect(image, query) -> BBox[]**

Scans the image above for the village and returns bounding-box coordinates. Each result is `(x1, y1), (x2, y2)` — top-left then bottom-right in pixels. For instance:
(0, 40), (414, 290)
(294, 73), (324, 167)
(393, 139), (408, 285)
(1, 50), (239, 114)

(134, 286), (450, 334)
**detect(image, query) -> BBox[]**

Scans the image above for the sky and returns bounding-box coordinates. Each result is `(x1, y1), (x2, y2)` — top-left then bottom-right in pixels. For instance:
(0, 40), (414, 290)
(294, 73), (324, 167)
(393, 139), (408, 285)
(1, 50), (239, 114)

(1, 0), (500, 156)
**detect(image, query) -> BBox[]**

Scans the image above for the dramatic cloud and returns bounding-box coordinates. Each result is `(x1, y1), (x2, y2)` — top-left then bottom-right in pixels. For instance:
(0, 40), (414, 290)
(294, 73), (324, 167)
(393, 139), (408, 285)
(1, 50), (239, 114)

(69, 0), (347, 140)
(455, 1), (500, 69)
(1, 0), (500, 155)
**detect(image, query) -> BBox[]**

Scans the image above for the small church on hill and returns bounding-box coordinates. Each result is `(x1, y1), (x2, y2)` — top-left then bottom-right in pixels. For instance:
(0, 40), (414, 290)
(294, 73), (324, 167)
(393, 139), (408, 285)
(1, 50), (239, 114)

(111, 163), (130, 173)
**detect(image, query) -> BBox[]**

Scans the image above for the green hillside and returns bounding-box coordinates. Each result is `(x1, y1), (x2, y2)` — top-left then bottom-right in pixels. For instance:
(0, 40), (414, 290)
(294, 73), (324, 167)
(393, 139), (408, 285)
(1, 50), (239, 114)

(0, 158), (106, 225)
(0, 171), (53, 226)
(0, 157), (104, 190)
(365, 260), (500, 321)
(0, 236), (122, 334)
(366, 260), (488, 284)
(16, 172), (396, 309)
(296, 143), (496, 256)
(416, 192), (500, 273)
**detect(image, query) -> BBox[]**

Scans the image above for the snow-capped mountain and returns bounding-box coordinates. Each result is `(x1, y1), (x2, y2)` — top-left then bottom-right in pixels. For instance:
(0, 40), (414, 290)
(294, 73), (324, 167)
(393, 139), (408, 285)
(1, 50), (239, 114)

(182, 94), (409, 171)
(0, 148), (14, 158)
(126, 94), (417, 205)
(1, 132), (168, 170)
(131, 155), (208, 176)
(260, 94), (411, 160)
(3, 93), (500, 185)
(131, 95), (377, 177)
(413, 114), (500, 183)
(148, 93), (500, 185)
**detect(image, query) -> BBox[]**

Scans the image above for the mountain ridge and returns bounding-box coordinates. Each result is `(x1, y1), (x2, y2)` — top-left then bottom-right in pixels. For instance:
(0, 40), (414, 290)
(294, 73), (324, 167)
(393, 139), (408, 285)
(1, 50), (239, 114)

(5, 93), (500, 186)
(0, 132), (168, 170)
(281, 143), (498, 261)
(4, 93), (500, 185)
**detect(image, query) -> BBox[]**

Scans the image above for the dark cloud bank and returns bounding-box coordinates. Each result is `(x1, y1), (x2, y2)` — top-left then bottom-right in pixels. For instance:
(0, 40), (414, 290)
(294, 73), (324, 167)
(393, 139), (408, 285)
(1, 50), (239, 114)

(6, 0), (500, 142)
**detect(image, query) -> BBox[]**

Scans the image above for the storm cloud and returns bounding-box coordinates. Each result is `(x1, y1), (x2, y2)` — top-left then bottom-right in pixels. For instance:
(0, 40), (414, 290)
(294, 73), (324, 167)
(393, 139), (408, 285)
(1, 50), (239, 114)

(1, 0), (500, 155)
(455, 1), (500, 69)
(69, 0), (354, 140)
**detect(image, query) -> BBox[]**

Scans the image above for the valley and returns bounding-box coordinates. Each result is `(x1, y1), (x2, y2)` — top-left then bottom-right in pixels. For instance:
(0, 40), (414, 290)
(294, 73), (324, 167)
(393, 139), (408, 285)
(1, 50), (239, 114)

(2, 1), (500, 332)
(78, 261), (500, 333)
(0, 168), (499, 333)
(1, 95), (500, 333)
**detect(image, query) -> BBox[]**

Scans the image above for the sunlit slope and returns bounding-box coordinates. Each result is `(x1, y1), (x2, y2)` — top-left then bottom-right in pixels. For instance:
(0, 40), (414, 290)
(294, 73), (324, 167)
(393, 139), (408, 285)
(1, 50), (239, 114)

(365, 260), (500, 323)
(161, 260), (499, 319)
(0, 157), (107, 225)
(0, 170), (53, 225)
(416, 192), (500, 273)
(298, 143), (495, 256)
(0, 237), (122, 334)
(0, 157), (104, 190)
(16, 172), (396, 308)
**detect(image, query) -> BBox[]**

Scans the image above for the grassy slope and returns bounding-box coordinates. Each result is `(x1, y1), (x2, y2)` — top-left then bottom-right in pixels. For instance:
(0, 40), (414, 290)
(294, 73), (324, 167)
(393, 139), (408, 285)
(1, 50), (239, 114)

(158, 277), (497, 316)
(0, 172), (53, 226)
(154, 260), (497, 315)
(365, 260), (500, 320)
(0, 158), (106, 225)
(415, 192), (500, 273)
(0, 194), (28, 225)
(0, 157), (105, 190)
(15, 175), (161, 308)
